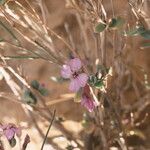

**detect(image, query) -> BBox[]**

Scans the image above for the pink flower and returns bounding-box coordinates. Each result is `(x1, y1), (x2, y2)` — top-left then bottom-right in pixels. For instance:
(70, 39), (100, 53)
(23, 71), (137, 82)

(0, 123), (21, 140)
(81, 95), (97, 112)
(61, 58), (88, 92)
(81, 85), (98, 112)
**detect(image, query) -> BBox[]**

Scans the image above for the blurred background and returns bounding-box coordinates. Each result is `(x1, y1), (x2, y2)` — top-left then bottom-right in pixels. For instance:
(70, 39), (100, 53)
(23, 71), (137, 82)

(0, 0), (149, 149)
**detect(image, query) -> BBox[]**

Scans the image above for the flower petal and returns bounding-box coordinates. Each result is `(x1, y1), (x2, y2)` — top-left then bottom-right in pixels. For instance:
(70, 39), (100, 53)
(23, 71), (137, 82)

(4, 129), (15, 140)
(15, 128), (22, 137)
(69, 58), (82, 72)
(61, 65), (72, 79)
(81, 96), (96, 112)
(77, 73), (88, 87)
(69, 78), (81, 92)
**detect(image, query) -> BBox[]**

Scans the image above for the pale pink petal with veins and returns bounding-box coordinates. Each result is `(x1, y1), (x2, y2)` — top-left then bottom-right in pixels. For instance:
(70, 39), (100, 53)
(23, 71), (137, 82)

(4, 129), (15, 140)
(81, 96), (97, 112)
(69, 78), (81, 92)
(77, 73), (88, 87)
(61, 65), (72, 79)
(0, 123), (22, 140)
(69, 58), (82, 72)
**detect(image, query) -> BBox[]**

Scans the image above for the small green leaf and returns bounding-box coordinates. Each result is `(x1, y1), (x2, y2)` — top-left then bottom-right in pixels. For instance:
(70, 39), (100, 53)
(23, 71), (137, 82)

(22, 89), (37, 105)
(94, 80), (104, 89)
(140, 30), (150, 39)
(89, 75), (105, 89)
(125, 26), (145, 36)
(109, 17), (125, 29)
(95, 23), (106, 33)
(141, 43), (150, 49)
(30, 80), (49, 96)
(9, 138), (16, 147)
(88, 75), (97, 86)
(30, 80), (40, 90)
(38, 87), (49, 96)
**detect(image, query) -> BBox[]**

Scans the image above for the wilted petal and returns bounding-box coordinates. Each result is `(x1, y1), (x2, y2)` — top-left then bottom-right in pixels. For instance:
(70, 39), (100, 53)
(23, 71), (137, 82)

(69, 78), (81, 92)
(4, 129), (15, 140)
(77, 73), (88, 87)
(81, 96), (97, 112)
(61, 65), (72, 79)
(14, 128), (22, 137)
(69, 58), (82, 72)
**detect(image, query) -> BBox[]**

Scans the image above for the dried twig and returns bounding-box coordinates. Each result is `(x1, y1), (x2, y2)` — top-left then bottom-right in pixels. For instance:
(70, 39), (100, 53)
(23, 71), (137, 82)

(40, 109), (56, 150)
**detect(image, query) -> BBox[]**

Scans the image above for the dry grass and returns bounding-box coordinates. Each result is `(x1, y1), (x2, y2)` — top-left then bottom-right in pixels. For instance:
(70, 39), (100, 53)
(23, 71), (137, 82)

(0, 0), (149, 149)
